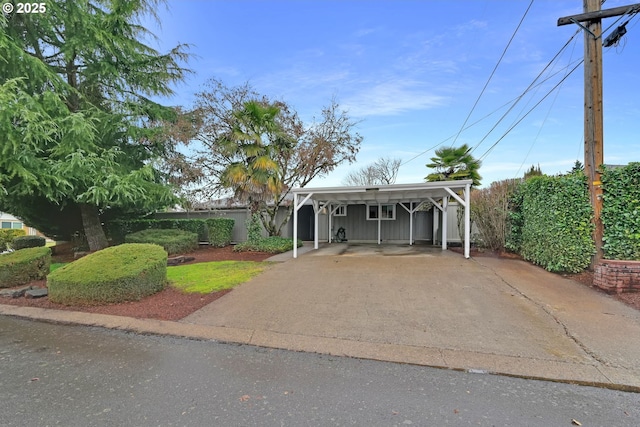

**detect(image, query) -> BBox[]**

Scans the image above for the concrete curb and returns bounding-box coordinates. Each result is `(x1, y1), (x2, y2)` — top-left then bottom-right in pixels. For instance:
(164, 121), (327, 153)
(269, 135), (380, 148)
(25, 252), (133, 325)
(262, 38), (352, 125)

(2, 303), (639, 393)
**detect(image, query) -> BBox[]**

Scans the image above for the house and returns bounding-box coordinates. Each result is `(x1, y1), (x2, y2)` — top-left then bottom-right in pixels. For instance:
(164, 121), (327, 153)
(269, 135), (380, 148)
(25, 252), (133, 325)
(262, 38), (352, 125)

(292, 180), (473, 258)
(156, 180), (474, 256)
(0, 211), (40, 236)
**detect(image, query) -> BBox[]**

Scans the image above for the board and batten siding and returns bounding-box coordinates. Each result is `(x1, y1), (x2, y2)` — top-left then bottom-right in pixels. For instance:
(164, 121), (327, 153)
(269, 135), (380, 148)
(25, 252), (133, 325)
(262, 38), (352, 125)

(314, 204), (434, 243)
(153, 201), (472, 244)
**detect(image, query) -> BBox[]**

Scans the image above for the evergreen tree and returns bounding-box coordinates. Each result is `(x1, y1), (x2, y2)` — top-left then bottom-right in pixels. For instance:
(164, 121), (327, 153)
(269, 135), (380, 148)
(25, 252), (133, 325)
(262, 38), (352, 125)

(0, 1), (190, 250)
(524, 164), (543, 180)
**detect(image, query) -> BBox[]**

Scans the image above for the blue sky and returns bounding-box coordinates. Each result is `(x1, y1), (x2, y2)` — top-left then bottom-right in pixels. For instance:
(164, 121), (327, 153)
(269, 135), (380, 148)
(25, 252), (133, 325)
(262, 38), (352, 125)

(147, 0), (640, 188)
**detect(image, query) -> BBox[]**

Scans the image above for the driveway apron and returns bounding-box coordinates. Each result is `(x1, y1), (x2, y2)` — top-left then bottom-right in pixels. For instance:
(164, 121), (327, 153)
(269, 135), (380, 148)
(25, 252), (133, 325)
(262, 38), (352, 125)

(182, 244), (640, 389)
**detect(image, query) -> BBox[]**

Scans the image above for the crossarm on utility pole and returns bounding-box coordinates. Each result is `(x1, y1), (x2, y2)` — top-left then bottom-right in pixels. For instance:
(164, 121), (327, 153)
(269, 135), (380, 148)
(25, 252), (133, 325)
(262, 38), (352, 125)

(557, 3), (640, 26)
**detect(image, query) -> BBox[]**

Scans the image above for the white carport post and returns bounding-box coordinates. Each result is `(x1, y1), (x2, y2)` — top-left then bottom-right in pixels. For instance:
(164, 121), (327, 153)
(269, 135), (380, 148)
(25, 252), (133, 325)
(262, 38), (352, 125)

(441, 196), (448, 251)
(444, 186), (471, 259)
(293, 192), (298, 258)
(464, 182), (471, 259)
(427, 196), (443, 246)
(327, 203), (332, 243)
(292, 191), (314, 258)
(399, 202), (418, 245)
(312, 200), (320, 249)
(377, 204), (381, 245)
(409, 202), (413, 245)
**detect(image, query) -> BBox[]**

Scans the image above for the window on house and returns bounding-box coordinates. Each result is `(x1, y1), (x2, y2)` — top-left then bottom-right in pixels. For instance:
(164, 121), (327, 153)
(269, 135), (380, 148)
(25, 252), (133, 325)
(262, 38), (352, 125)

(367, 205), (378, 220)
(381, 204), (395, 219)
(2, 221), (23, 229)
(333, 205), (347, 216)
(366, 204), (396, 220)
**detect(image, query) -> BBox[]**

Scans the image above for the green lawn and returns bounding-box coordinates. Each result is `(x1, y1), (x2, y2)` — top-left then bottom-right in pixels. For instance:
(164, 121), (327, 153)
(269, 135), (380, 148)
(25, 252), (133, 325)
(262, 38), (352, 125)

(50, 263), (67, 272)
(49, 260), (269, 294)
(167, 261), (271, 294)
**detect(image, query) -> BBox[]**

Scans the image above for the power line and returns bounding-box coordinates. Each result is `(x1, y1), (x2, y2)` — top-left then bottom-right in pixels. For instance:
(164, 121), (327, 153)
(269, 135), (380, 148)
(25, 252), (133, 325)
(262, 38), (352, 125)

(478, 59), (584, 162)
(399, 58), (583, 168)
(470, 28), (582, 155)
(513, 35), (580, 178)
(449, 0), (535, 149)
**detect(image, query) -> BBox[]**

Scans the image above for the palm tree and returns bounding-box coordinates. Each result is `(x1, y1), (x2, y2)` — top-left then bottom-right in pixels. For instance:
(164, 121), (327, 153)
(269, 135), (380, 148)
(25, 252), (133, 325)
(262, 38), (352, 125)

(425, 144), (482, 249)
(425, 144), (482, 187)
(219, 100), (293, 213)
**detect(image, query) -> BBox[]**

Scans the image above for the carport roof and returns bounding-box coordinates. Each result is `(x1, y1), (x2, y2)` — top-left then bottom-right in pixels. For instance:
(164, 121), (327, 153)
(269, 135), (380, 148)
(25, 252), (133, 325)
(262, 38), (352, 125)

(291, 180), (473, 205)
(291, 180), (473, 259)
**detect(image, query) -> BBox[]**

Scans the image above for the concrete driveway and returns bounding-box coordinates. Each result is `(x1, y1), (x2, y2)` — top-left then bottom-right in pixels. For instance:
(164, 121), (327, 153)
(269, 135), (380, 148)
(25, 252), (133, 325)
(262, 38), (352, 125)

(183, 243), (640, 390)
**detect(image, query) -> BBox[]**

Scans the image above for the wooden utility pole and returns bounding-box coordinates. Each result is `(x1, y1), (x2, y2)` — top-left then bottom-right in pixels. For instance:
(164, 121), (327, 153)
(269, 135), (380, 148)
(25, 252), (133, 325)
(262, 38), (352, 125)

(558, 1), (640, 268)
(582, 0), (604, 268)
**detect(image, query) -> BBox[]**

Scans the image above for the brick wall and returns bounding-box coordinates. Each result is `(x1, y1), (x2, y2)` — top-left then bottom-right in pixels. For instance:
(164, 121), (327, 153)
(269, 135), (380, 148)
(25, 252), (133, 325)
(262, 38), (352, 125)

(594, 260), (640, 294)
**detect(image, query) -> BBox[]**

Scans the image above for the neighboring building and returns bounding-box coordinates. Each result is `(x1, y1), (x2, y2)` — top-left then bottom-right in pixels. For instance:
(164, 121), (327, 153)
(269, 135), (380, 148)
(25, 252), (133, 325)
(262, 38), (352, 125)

(0, 211), (37, 235)
(0, 211), (52, 241)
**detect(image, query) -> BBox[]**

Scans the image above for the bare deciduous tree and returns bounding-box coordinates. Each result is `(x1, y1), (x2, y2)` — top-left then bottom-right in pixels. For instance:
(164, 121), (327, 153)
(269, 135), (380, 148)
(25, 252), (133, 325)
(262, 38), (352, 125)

(167, 78), (363, 235)
(342, 157), (401, 186)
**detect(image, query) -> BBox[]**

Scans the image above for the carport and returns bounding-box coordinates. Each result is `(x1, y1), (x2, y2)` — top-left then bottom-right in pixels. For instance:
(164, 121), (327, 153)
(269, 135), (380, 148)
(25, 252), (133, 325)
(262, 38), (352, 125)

(291, 180), (472, 259)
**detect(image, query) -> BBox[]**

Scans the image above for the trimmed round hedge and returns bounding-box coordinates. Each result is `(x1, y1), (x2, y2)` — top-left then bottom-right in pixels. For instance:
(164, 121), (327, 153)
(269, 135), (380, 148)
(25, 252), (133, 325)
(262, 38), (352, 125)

(0, 246), (51, 288)
(12, 235), (46, 250)
(47, 243), (167, 305)
(124, 229), (198, 255)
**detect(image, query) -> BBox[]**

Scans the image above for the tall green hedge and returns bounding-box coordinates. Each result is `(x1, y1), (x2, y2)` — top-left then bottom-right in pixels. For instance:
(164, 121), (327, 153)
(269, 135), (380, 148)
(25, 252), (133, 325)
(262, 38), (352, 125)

(105, 219), (208, 244)
(206, 218), (234, 247)
(507, 174), (595, 273)
(601, 163), (640, 260)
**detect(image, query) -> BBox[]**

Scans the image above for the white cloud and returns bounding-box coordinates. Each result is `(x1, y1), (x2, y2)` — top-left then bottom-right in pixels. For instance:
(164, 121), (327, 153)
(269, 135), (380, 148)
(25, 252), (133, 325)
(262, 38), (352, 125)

(342, 79), (448, 117)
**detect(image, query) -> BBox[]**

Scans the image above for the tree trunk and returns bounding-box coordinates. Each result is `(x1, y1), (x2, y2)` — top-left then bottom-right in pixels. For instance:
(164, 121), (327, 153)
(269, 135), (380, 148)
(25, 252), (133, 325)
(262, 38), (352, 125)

(79, 203), (108, 251)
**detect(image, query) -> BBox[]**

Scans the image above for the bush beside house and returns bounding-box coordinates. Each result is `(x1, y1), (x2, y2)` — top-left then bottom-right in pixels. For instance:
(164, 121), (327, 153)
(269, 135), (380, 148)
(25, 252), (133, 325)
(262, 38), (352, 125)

(206, 218), (235, 247)
(124, 229), (198, 255)
(106, 219), (208, 244)
(470, 179), (520, 252)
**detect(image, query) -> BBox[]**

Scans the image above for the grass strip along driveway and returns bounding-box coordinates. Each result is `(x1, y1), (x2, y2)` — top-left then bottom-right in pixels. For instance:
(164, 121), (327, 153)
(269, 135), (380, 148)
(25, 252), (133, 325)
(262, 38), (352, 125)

(49, 261), (271, 294)
(167, 261), (271, 294)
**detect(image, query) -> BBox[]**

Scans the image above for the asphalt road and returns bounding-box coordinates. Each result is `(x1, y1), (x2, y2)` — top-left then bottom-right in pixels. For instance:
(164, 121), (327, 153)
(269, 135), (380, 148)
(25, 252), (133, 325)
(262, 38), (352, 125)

(1, 316), (638, 427)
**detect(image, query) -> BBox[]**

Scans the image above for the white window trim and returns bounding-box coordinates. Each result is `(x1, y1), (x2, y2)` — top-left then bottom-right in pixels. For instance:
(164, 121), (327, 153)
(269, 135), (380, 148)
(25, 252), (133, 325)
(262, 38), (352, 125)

(366, 204), (396, 220)
(333, 205), (347, 216)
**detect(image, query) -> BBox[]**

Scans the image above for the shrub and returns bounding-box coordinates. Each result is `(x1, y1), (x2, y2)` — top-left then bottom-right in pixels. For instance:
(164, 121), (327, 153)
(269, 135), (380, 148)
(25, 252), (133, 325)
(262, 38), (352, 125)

(234, 236), (302, 254)
(105, 219), (208, 244)
(508, 174), (595, 273)
(12, 235), (46, 250)
(47, 243), (167, 305)
(206, 218), (235, 247)
(0, 246), (51, 288)
(0, 229), (26, 251)
(246, 214), (264, 244)
(124, 229), (198, 255)
(470, 179), (520, 252)
(601, 163), (640, 260)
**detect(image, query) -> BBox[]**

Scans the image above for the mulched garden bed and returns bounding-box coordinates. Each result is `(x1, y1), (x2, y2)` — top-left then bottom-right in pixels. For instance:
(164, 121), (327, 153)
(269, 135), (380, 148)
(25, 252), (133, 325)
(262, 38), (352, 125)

(1, 245), (274, 321)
